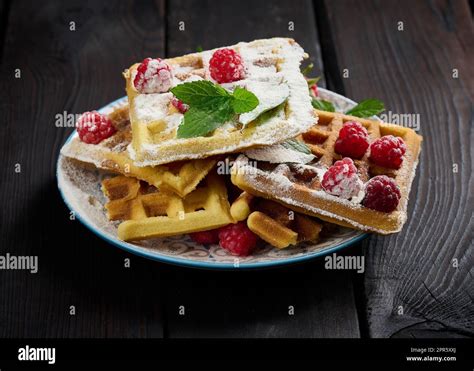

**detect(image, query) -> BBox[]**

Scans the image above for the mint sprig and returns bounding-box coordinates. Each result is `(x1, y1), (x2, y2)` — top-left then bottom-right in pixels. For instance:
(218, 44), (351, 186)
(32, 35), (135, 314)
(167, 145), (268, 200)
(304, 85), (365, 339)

(311, 96), (385, 118)
(306, 76), (321, 87)
(281, 139), (312, 155)
(171, 81), (259, 138)
(253, 102), (285, 126)
(312, 98), (335, 112)
(177, 103), (233, 138)
(231, 87), (259, 113)
(345, 99), (385, 118)
(301, 63), (314, 76)
(171, 80), (228, 107)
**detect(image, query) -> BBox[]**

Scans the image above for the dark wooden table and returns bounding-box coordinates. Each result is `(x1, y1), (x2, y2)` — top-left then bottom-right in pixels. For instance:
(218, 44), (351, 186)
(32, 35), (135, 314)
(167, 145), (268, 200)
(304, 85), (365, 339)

(0, 0), (472, 338)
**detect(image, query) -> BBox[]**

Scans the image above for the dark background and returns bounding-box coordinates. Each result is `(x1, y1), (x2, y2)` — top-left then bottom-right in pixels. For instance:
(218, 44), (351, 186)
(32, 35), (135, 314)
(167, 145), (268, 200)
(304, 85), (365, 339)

(0, 0), (472, 338)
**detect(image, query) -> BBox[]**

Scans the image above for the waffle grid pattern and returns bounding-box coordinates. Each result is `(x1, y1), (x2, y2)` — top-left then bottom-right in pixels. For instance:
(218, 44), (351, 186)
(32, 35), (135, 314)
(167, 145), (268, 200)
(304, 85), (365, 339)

(102, 173), (234, 241)
(231, 109), (422, 234)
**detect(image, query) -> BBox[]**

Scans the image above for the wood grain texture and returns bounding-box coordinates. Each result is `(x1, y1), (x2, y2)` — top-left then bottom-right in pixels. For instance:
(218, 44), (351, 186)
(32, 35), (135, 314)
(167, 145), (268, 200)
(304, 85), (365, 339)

(163, 0), (361, 338)
(0, 0), (166, 337)
(166, 0), (326, 86)
(0, 0), (9, 61)
(2, 0), (470, 340)
(320, 0), (473, 338)
(159, 257), (362, 338)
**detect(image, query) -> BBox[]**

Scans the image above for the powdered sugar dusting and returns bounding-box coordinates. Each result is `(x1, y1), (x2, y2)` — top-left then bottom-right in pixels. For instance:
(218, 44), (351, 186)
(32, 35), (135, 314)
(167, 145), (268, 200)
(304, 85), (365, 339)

(134, 75), (204, 125)
(162, 113), (183, 135)
(129, 38), (316, 166)
(134, 92), (173, 122)
(57, 152), (366, 266)
(239, 77), (289, 125)
(245, 143), (315, 164)
(232, 151), (417, 234)
(291, 163), (327, 180)
(134, 58), (173, 94)
(321, 160), (364, 200)
(172, 73), (204, 87)
(324, 171), (364, 200)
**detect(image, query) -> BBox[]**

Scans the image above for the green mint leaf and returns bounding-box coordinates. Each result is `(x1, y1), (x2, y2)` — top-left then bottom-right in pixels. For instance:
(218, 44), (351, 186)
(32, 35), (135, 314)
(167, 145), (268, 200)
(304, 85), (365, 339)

(306, 76), (321, 87)
(231, 87), (259, 113)
(172, 81), (260, 138)
(253, 102), (285, 127)
(281, 139), (312, 155)
(170, 81), (230, 107)
(239, 81), (288, 125)
(177, 103), (234, 139)
(301, 63), (314, 76)
(311, 98), (335, 112)
(196, 45), (203, 52)
(345, 99), (385, 118)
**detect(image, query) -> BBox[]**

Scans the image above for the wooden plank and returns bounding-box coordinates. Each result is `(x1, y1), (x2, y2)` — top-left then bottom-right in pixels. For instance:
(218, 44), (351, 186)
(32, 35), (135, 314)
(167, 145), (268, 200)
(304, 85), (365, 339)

(0, 0), (9, 61)
(159, 258), (361, 338)
(0, 0), (166, 337)
(320, 0), (474, 337)
(166, 0), (326, 86)
(163, 0), (361, 338)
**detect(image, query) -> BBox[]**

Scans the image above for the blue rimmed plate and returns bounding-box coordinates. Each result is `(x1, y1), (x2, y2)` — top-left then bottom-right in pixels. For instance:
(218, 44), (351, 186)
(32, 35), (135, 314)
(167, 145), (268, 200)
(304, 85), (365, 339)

(56, 89), (368, 269)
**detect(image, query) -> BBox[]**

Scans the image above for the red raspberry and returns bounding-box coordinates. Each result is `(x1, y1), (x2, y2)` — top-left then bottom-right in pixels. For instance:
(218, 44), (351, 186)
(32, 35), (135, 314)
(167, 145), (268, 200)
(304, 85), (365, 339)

(76, 111), (116, 144)
(310, 84), (318, 97)
(218, 222), (258, 257)
(322, 158), (363, 199)
(363, 175), (401, 212)
(209, 48), (245, 83)
(133, 58), (173, 93)
(171, 97), (189, 113)
(189, 229), (219, 245)
(335, 121), (369, 159)
(369, 135), (407, 169)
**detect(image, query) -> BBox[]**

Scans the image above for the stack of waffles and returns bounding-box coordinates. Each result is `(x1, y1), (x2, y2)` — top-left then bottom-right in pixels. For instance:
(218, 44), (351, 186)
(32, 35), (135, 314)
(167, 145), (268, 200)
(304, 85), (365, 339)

(61, 37), (422, 256)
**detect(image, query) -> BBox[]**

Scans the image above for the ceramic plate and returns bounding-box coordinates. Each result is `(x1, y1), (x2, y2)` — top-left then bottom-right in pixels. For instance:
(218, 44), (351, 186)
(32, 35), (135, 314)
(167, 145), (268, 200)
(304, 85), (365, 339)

(56, 88), (368, 269)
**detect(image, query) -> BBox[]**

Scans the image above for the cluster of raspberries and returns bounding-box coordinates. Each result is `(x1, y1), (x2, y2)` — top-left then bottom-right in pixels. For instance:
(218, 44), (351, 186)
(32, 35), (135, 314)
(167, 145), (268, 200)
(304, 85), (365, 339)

(76, 47), (407, 259)
(322, 120), (406, 212)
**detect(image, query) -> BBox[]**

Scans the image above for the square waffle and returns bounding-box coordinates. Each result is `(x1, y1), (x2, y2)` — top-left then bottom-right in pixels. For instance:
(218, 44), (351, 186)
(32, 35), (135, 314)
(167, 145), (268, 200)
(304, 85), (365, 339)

(230, 192), (322, 248)
(102, 172), (234, 241)
(61, 104), (216, 197)
(231, 110), (423, 234)
(124, 38), (316, 166)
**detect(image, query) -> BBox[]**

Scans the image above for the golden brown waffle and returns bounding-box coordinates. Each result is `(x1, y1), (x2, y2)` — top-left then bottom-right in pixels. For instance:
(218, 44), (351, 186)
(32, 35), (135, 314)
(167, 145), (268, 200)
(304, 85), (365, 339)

(102, 173), (234, 241)
(232, 110), (422, 234)
(124, 38), (316, 166)
(230, 192), (322, 248)
(60, 104), (216, 197)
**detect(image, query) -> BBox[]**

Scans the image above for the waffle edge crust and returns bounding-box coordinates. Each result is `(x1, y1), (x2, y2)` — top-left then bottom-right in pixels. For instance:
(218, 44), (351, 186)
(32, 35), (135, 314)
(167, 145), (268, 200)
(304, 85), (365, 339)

(60, 104), (217, 198)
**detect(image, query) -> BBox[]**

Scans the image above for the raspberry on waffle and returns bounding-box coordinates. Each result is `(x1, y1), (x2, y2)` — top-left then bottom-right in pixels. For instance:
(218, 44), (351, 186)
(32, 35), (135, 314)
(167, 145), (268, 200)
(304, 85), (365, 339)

(61, 104), (216, 197)
(231, 110), (422, 234)
(123, 38), (316, 167)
